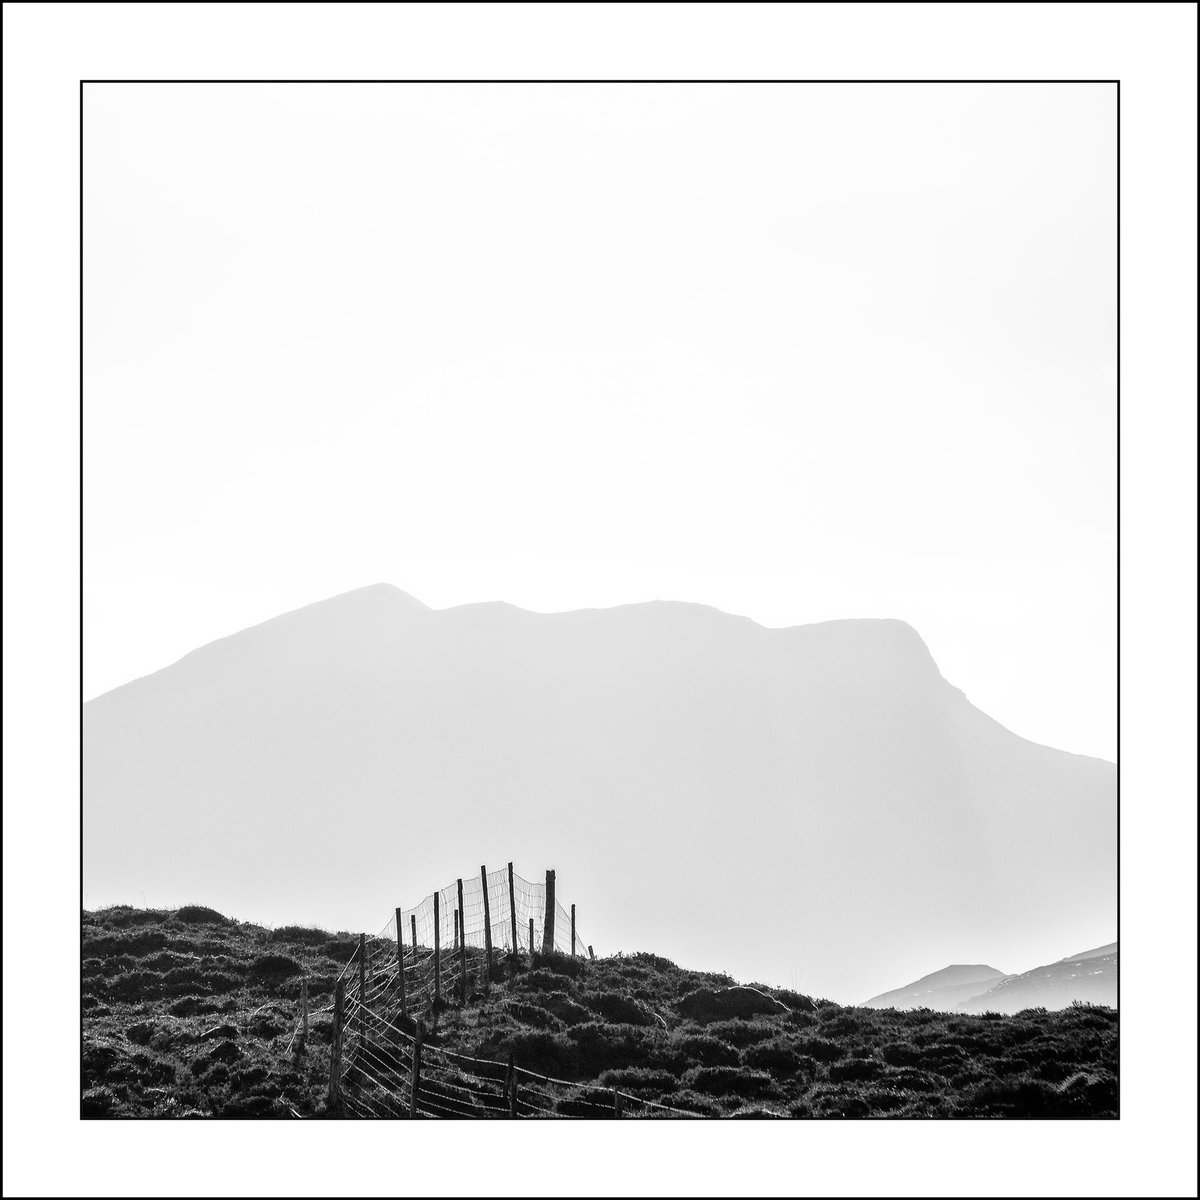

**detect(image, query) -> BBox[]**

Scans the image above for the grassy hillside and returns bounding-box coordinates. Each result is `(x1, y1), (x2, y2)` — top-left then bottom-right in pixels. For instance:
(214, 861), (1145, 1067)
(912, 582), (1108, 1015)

(81, 905), (1118, 1119)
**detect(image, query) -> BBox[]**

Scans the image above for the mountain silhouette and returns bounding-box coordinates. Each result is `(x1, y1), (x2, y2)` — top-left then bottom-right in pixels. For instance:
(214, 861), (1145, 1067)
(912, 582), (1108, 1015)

(862, 964), (1011, 1011)
(83, 584), (1116, 1001)
(955, 943), (1118, 1014)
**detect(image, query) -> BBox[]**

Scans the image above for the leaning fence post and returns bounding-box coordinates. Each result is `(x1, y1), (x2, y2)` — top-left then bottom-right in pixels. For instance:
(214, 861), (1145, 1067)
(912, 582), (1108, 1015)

(541, 869), (556, 954)
(297, 978), (309, 1055)
(409, 1021), (423, 1117)
(433, 892), (441, 1007)
(480, 864), (494, 983)
(571, 904), (576, 958)
(410, 914), (417, 957)
(457, 877), (467, 1003)
(507, 862), (518, 958)
(588, 945), (595, 962)
(358, 933), (368, 1043)
(327, 978), (345, 1108)
(395, 907), (407, 1018)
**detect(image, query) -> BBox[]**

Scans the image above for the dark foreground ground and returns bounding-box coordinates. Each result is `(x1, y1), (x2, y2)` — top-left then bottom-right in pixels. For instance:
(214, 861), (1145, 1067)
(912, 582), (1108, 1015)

(82, 905), (1118, 1118)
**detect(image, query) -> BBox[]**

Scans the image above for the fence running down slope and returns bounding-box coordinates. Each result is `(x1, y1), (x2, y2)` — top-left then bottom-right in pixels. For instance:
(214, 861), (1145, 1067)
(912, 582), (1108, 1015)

(295, 863), (699, 1118)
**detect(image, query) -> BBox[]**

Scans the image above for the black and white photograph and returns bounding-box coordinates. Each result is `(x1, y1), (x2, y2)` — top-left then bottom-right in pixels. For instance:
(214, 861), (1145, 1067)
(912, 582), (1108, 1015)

(3, 4), (1197, 1197)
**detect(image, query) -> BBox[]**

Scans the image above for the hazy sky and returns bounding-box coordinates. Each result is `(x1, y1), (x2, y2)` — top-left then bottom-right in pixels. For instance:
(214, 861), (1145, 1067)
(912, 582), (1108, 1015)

(84, 83), (1116, 759)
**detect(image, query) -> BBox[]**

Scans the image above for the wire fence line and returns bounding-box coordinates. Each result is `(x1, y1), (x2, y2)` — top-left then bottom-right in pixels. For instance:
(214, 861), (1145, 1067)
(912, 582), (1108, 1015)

(338, 1001), (700, 1120)
(287, 862), (700, 1119)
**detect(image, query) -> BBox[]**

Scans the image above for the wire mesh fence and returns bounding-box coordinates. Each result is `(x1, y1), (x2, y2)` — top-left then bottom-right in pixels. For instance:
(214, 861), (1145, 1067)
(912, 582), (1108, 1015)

(290, 863), (700, 1118)
(338, 1004), (699, 1120)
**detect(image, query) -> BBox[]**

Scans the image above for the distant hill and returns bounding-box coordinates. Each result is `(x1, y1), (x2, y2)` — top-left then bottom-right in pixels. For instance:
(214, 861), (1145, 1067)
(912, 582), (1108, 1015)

(957, 944), (1118, 1014)
(862, 964), (1010, 1011)
(83, 583), (1116, 1001)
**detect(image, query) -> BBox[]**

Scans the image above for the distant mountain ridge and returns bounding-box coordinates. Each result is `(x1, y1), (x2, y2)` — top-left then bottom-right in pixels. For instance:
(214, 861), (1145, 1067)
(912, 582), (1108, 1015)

(864, 943), (1118, 1013)
(83, 584), (1116, 1001)
(957, 943), (1118, 1014)
(862, 964), (1010, 1011)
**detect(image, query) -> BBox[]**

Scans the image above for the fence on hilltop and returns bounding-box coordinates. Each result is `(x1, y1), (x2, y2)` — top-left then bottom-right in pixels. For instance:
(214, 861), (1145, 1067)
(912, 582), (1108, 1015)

(287, 862), (700, 1118)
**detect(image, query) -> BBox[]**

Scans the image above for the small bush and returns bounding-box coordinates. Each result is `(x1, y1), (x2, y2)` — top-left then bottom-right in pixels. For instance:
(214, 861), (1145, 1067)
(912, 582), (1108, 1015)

(772, 989), (817, 1013)
(673, 1032), (741, 1068)
(268, 925), (329, 946)
(218, 1094), (279, 1118)
(664, 1089), (722, 1116)
(537, 991), (593, 1027)
(502, 1001), (566, 1032)
(496, 1029), (579, 1078)
(570, 1022), (659, 1075)
(705, 1019), (776, 1049)
(677, 986), (787, 1022)
(247, 954), (301, 983)
(742, 1038), (808, 1075)
(174, 906), (230, 926)
(193, 1041), (243, 1073)
(882, 1042), (923, 1068)
(687, 1066), (781, 1102)
(96, 906), (161, 928)
(585, 991), (654, 1027)
(528, 952), (586, 979)
(169, 995), (220, 1018)
(81, 1086), (121, 1117)
(597, 1067), (678, 1093)
(199, 1023), (239, 1042)
(964, 1072), (1064, 1118)
(828, 1057), (883, 1083)
(794, 1037), (846, 1063)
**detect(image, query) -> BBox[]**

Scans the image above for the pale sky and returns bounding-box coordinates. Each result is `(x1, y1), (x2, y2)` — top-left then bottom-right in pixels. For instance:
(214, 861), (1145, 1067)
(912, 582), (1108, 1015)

(83, 82), (1116, 760)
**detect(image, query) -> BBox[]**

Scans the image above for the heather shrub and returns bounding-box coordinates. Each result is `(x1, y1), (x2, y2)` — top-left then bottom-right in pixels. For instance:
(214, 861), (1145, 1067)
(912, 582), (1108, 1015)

(686, 1066), (781, 1102)
(828, 1056), (883, 1083)
(669, 1032), (739, 1068)
(247, 954), (301, 983)
(569, 1022), (659, 1075)
(174, 906), (230, 926)
(742, 1038), (808, 1075)
(794, 1036), (846, 1063)
(706, 1019), (776, 1049)
(585, 990), (654, 1027)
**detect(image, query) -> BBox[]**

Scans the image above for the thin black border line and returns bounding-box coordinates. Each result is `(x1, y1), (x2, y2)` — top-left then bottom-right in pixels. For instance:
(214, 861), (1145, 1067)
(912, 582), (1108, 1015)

(1105, 78), (1121, 1117)
(81, 77), (1121, 84)
(79, 79), (1118, 1118)
(79, 77), (86, 1103)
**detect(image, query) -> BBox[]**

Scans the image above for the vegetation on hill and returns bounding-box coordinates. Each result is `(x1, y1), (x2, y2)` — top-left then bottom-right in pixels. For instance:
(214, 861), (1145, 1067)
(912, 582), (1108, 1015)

(82, 905), (1118, 1119)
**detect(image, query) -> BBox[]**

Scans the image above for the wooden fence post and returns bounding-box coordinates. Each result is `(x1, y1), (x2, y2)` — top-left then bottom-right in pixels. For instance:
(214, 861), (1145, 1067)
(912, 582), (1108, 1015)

(528, 918), (535, 963)
(433, 892), (441, 1007)
(614, 1088), (623, 1118)
(571, 904), (576, 958)
(358, 933), (368, 1042)
(395, 907), (407, 1018)
(541, 869), (556, 954)
(506, 1053), (517, 1118)
(507, 862), (518, 958)
(588, 945), (595, 962)
(457, 878), (467, 1003)
(298, 978), (309, 1054)
(411, 914), (417, 957)
(327, 978), (345, 1108)
(480, 865), (493, 982)
(409, 1021), (422, 1118)
(454, 908), (459, 952)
